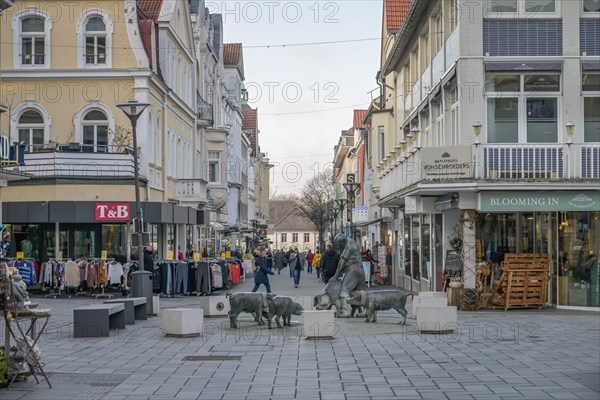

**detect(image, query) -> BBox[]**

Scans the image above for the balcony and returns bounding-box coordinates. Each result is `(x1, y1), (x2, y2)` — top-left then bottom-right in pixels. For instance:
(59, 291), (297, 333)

(379, 143), (600, 200)
(177, 179), (207, 203)
(333, 133), (354, 168)
(198, 100), (213, 127)
(17, 144), (136, 180)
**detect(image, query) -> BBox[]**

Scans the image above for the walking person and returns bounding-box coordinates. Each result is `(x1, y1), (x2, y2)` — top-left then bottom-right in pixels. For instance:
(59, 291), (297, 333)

(321, 243), (340, 284)
(274, 250), (285, 274)
(285, 247), (294, 278)
(313, 249), (322, 280)
(306, 249), (314, 274)
(288, 247), (307, 288)
(265, 248), (273, 272)
(252, 246), (274, 293)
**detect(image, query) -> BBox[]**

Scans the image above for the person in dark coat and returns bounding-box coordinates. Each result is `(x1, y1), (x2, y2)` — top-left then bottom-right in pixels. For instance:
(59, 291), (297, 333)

(285, 247), (294, 277)
(321, 243), (340, 283)
(252, 246), (274, 293)
(265, 249), (273, 271)
(142, 244), (156, 272)
(288, 247), (307, 288)
(274, 250), (285, 274)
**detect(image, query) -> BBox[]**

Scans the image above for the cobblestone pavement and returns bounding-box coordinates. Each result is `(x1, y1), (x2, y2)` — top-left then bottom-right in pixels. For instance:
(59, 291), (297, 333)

(2, 267), (599, 400)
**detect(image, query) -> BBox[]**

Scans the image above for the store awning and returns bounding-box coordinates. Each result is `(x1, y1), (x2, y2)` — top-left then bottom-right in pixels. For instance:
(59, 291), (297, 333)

(434, 193), (457, 211)
(355, 217), (384, 228)
(582, 60), (600, 71)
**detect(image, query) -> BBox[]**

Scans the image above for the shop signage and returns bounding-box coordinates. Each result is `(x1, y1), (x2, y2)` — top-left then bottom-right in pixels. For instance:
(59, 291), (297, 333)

(193, 252), (201, 261)
(101, 250), (108, 260)
(95, 203), (131, 221)
(0, 135), (10, 160)
(479, 191), (600, 212)
(421, 146), (472, 180)
(166, 250), (174, 260)
(444, 250), (463, 273)
(16, 251), (24, 259)
(225, 251), (231, 258)
(405, 196), (418, 214)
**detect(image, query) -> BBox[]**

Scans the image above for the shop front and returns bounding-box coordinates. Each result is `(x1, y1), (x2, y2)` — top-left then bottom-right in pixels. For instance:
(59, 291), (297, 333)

(478, 191), (600, 309)
(2, 201), (203, 264)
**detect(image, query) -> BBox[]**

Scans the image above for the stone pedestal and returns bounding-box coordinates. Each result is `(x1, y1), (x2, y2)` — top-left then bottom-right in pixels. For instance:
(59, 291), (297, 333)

(413, 292), (448, 314)
(416, 306), (457, 333)
(303, 310), (335, 338)
(162, 308), (203, 337)
(199, 295), (231, 317)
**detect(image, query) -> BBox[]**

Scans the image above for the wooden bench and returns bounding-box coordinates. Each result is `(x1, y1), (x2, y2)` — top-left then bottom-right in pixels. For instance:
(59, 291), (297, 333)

(489, 253), (550, 310)
(73, 303), (126, 338)
(104, 297), (148, 325)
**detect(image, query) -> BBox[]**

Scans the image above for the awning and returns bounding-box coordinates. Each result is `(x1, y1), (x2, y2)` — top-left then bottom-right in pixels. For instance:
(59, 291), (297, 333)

(441, 65), (457, 87)
(354, 217), (384, 228)
(427, 85), (441, 103)
(210, 222), (224, 231)
(485, 61), (562, 72)
(582, 60), (600, 71)
(434, 193), (457, 211)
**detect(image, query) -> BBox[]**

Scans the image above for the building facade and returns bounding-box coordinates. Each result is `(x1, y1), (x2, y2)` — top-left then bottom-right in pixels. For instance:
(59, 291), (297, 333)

(373, 0), (599, 309)
(267, 199), (319, 253)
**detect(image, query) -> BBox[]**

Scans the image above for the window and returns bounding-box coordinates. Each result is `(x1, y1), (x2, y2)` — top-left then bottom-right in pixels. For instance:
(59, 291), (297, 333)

(281, 233), (287, 242)
(583, 72), (600, 142)
(486, 73), (560, 143)
(583, 0), (600, 12)
(485, 0), (558, 16)
(378, 126), (385, 161)
(17, 110), (44, 152)
(304, 233), (310, 243)
(208, 151), (220, 182)
(20, 17), (45, 65)
(292, 233), (298, 242)
(82, 110), (109, 152)
(85, 17), (106, 65)
(449, 0), (458, 31)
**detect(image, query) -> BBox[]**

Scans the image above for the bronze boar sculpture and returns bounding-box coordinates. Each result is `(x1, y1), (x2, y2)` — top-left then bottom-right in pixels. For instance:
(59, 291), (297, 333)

(347, 289), (413, 324)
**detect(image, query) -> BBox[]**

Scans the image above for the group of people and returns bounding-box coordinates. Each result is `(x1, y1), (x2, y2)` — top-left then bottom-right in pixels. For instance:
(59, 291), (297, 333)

(251, 243), (348, 293)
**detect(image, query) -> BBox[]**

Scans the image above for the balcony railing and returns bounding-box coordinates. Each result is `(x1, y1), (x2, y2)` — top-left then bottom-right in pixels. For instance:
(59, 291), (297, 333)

(177, 179), (207, 202)
(379, 143), (600, 200)
(198, 102), (213, 126)
(18, 144), (136, 180)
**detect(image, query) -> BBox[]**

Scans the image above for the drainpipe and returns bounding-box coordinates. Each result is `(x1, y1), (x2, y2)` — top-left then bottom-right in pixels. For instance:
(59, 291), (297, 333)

(162, 91), (169, 202)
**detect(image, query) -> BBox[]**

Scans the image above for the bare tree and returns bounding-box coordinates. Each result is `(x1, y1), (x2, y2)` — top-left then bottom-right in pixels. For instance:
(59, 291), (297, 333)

(109, 125), (133, 153)
(297, 171), (335, 252)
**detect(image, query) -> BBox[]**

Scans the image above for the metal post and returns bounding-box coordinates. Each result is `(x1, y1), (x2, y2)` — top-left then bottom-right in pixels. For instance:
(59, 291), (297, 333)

(131, 117), (145, 272)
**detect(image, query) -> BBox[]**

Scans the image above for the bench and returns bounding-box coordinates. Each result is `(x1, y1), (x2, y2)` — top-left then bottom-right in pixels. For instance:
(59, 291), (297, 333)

(104, 297), (148, 325)
(73, 303), (126, 338)
(488, 253), (550, 310)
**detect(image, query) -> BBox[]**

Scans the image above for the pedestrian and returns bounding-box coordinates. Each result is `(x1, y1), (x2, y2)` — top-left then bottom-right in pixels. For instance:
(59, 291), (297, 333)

(321, 243), (340, 284)
(252, 246), (274, 293)
(142, 244), (156, 272)
(177, 245), (185, 261)
(306, 249), (314, 274)
(362, 249), (378, 284)
(313, 249), (322, 280)
(288, 247), (307, 288)
(285, 247), (294, 278)
(274, 250), (285, 274)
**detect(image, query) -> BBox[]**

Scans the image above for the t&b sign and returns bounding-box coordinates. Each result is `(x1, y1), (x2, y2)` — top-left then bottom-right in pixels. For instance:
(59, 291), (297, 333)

(95, 203), (131, 221)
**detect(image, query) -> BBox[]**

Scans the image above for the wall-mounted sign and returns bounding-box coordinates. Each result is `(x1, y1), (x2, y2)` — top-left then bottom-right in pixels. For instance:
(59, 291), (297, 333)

(194, 252), (201, 261)
(95, 203), (131, 221)
(101, 250), (108, 260)
(479, 191), (600, 212)
(421, 146), (472, 180)
(166, 250), (174, 260)
(405, 196), (418, 214)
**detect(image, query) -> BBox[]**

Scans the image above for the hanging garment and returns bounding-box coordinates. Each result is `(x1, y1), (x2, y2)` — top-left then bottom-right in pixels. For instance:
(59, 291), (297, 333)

(211, 264), (223, 289)
(196, 262), (211, 294)
(107, 262), (124, 286)
(64, 261), (81, 287)
(173, 262), (189, 294)
(17, 260), (37, 286)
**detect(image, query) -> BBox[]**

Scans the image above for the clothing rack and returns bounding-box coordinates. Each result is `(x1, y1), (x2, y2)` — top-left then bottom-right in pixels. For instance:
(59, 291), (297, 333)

(44, 258), (72, 299)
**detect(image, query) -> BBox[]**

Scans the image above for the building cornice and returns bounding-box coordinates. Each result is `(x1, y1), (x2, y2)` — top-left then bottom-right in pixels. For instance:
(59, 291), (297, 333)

(0, 69), (152, 79)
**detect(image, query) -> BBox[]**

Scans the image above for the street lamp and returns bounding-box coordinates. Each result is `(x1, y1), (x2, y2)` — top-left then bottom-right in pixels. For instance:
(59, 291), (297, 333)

(335, 198), (347, 235)
(565, 121), (575, 144)
(472, 121), (483, 144)
(473, 121), (483, 179)
(330, 207), (340, 238)
(117, 101), (150, 269)
(342, 182), (359, 240)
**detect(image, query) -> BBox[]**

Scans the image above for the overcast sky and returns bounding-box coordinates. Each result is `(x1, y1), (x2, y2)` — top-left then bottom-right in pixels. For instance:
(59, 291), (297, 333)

(219, 1), (383, 195)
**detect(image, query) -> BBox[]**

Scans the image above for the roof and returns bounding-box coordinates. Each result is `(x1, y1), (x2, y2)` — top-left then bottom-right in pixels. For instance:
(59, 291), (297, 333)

(353, 109), (367, 129)
(137, 0), (163, 20)
(223, 43), (243, 66)
(386, 0), (411, 32)
(242, 105), (259, 156)
(268, 200), (316, 231)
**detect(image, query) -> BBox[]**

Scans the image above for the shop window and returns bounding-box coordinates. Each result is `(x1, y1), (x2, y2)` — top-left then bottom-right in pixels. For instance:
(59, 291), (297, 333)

(167, 225), (175, 252)
(476, 214), (517, 262)
(82, 110), (109, 152)
(74, 229), (96, 258)
(102, 224), (127, 263)
(9, 225), (40, 260)
(45, 228), (69, 260)
(421, 215), (431, 280)
(582, 72), (600, 91)
(558, 211), (600, 307)
(404, 216), (411, 276)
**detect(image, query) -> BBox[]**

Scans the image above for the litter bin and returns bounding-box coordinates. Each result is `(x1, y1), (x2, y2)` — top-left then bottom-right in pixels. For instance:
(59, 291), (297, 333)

(131, 270), (153, 315)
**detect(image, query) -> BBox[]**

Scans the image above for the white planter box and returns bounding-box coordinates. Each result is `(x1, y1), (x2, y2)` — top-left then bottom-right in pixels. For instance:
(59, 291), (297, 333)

(152, 296), (160, 316)
(416, 306), (457, 333)
(303, 310), (336, 338)
(162, 308), (203, 337)
(412, 292), (448, 314)
(199, 295), (231, 317)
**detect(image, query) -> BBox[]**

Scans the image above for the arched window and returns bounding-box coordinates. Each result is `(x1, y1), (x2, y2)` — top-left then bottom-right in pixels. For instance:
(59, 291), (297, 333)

(82, 110), (108, 152)
(85, 16), (107, 65)
(13, 9), (52, 68)
(17, 109), (44, 152)
(77, 11), (113, 68)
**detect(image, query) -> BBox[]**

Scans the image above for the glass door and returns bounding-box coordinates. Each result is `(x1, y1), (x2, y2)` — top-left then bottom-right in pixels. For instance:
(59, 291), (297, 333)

(74, 227), (97, 258)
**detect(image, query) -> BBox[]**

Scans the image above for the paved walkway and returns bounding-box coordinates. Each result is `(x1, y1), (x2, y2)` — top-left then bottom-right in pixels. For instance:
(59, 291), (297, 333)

(1, 267), (599, 400)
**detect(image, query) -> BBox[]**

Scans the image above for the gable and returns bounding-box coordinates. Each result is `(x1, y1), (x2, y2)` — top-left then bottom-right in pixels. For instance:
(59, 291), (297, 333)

(157, 0), (194, 51)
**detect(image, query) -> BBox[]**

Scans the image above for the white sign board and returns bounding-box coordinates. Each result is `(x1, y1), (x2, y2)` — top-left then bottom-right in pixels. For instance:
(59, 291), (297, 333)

(421, 146), (472, 180)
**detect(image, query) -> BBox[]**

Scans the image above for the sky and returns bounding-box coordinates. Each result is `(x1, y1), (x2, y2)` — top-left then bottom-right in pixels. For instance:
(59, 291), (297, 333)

(219, 0), (383, 195)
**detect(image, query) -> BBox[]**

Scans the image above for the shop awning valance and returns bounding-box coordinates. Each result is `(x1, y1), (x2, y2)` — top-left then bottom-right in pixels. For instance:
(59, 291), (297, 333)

(485, 61), (562, 72)
(434, 193), (457, 211)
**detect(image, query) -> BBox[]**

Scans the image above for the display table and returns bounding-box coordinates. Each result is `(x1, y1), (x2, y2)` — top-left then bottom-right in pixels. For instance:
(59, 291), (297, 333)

(3, 309), (52, 388)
